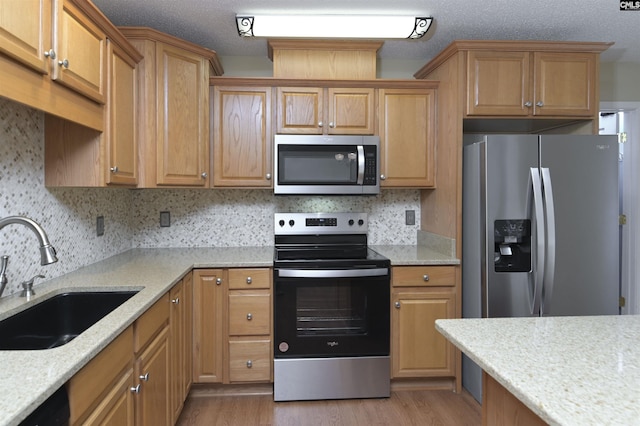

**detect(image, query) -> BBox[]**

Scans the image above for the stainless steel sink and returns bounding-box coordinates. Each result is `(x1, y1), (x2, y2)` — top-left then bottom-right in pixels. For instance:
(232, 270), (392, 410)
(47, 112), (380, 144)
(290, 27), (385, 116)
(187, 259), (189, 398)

(0, 291), (137, 350)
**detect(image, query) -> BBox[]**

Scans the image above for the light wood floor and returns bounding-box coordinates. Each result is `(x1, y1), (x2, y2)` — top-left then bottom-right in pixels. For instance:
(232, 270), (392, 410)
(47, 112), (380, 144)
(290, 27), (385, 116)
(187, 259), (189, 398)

(177, 388), (481, 426)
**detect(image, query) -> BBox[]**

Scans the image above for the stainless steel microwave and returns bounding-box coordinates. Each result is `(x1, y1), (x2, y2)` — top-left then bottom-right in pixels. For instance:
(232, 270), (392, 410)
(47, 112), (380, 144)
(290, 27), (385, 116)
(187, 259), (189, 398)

(274, 135), (380, 195)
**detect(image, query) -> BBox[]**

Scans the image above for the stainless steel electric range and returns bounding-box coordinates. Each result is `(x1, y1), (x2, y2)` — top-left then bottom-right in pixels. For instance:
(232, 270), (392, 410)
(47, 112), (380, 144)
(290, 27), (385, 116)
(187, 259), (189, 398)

(273, 212), (390, 401)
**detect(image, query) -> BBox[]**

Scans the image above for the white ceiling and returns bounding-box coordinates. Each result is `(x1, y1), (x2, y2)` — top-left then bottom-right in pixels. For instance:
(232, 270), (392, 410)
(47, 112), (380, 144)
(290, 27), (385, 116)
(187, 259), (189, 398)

(92, 0), (639, 65)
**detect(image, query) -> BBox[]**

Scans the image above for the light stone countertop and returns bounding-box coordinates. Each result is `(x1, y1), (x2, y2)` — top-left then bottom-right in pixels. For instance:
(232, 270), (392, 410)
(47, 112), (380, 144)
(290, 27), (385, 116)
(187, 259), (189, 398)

(0, 244), (454, 425)
(436, 316), (640, 426)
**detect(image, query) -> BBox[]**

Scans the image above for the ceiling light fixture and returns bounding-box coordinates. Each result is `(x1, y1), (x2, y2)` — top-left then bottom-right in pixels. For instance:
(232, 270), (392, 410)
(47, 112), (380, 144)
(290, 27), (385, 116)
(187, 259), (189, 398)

(236, 15), (433, 39)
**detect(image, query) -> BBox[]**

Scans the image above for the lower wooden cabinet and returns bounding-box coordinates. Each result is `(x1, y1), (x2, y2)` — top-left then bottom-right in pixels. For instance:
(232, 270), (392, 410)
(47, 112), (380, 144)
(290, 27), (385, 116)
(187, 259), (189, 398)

(483, 373), (547, 426)
(193, 267), (273, 384)
(391, 266), (458, 380)
(169, 274), (193, 423)
(134, 327), (170, 426)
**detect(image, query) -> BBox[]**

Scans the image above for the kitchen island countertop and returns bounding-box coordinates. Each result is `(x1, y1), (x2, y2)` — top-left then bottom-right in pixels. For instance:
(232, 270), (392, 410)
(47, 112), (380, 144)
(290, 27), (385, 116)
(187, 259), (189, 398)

(436, 315), (640, 426)
(0, 244), (453, 425)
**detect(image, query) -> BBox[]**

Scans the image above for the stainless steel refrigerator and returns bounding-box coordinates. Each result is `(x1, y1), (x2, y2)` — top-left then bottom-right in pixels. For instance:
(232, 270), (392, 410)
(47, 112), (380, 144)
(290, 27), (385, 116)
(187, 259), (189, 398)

(462, 134), (620, 403)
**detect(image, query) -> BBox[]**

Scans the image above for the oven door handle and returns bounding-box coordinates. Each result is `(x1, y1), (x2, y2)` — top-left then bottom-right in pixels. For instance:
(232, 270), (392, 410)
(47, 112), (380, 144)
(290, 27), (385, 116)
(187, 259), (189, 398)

(277, 268), (389, 278)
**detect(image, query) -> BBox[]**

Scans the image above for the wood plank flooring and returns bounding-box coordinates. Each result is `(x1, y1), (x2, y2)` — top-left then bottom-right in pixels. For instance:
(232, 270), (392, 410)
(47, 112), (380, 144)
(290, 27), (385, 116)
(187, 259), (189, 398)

(177, 389), (481, 425)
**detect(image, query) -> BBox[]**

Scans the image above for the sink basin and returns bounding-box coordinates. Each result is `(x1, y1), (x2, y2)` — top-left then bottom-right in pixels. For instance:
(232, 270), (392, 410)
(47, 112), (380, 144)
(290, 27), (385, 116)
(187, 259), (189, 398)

(0, 291), (137, 350)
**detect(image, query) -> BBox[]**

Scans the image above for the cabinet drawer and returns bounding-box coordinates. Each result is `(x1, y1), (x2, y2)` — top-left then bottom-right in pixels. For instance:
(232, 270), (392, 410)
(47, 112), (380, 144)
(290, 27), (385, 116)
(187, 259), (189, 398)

(228, 268), (272, 289)
(134, 294), (169, 353)
(392, 266), (456, 287)
(228, 292), (271, 336)
(228, 339), (271, 382)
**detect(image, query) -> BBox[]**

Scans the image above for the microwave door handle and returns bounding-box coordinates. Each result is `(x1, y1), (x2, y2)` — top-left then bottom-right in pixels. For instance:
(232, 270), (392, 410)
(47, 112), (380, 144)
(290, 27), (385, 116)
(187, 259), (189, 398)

(357, 145), (365, 185)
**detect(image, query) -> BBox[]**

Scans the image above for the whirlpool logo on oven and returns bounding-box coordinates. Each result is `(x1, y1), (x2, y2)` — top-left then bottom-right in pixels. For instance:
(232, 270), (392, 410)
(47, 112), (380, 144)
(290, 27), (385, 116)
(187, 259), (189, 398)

(327, 341), (339, 347)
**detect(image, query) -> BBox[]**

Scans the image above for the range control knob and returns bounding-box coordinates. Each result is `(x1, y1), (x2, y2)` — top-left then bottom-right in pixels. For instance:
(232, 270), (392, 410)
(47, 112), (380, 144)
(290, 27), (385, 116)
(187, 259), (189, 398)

(348, 219), (354, 226)
(289, 220), (295, 227)
(358, 219), (364, 226)
(279, 220), (285, 227)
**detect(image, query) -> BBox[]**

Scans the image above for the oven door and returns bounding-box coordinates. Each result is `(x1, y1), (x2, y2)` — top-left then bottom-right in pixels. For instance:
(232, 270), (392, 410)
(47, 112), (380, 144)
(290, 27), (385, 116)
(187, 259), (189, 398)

(274, 267), (390, 358)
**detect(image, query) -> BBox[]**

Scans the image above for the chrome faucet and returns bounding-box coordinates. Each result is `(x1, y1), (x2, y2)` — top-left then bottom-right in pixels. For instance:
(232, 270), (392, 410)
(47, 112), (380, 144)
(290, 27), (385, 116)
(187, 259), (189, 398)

(0, 216), (58, 298)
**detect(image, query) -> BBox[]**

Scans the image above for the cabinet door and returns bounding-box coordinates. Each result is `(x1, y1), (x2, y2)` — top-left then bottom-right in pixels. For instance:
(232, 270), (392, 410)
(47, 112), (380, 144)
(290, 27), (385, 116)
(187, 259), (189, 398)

(106, 40), (137, 186)
(391, 289), (455, 378)
(169, 280), (184, 424)
(135, 327), (170, 426)
(192, 269), (225, 383)
(466, 51), (530, 116)
(533, 52), (596, 117)
(182, 272), (193, 399)
(276, 87), (323, 134)
(156, 42), (209, 186)
(0, 0), (51, 74)
(81, 369), (135, 426)
(52, 0), (106, 103)
(212, 86), (273, 187)
(378, 88), (436, 187)
(327, 88), (375, 134)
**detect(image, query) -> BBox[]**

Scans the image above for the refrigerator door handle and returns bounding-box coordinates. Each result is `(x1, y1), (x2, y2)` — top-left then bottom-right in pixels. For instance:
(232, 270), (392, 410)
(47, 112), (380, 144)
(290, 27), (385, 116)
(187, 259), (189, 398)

(540, 168), (556, 314)
(527, 168), (545, 315)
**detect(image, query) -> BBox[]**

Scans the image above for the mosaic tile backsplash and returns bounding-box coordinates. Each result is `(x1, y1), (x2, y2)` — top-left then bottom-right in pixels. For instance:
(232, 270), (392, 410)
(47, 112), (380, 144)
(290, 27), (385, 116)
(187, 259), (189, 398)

(0, 97), (420, 298)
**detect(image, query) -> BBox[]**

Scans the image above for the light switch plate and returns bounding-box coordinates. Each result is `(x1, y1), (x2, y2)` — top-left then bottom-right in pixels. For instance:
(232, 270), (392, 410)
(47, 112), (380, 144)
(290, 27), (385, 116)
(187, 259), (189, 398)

(405, 210), (415, 226)
(96, 215), (105, 236)
(160, 211), (171, 227)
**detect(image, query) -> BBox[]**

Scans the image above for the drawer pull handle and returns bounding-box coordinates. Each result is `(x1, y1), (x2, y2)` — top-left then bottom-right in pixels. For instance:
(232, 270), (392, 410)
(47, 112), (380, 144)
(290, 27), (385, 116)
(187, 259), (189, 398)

(172, 297), (180, 305)
(139, 373), (149, 382)
(216, 277), (222, 285)
(58, 59), (69, 68)
(44, 49), (56, 59)
(110, 166), (118, 173)
(130, 384), (141, 394)
(536, 101), (544, 107)
(247, 313), (253, 320)
(247, 360), (253, 368)
(395, 302), (401, 309)
(423, 274), (430, 282)
(246, 276), (252, 284)
(524, 101), (532, 107)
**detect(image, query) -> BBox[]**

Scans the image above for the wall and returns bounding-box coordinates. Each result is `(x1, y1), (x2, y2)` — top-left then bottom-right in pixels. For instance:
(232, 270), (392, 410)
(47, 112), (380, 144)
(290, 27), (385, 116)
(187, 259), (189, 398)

(600, 62), (640, 102)
(0, 98), (133, 297)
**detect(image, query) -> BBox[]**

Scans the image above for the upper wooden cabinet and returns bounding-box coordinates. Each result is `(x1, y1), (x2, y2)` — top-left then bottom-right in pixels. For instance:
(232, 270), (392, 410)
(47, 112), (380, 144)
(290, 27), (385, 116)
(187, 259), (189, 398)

(466, 49), (599, 117)
(378, 88), (436, 188)
(120, 27), (223, 188)
(276, 86), (375, 135)
(212, 86), (273, 187)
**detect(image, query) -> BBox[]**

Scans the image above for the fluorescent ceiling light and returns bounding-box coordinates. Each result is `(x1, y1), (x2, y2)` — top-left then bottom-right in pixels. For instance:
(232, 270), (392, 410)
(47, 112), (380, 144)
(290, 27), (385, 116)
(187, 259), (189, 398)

(236, 15), (433, 39)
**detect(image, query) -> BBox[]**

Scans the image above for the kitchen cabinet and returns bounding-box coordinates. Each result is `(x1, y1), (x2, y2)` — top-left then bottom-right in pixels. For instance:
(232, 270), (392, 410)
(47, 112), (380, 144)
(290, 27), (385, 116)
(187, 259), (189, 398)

(169, 274), (192, 424)
(193, 268), (273, 384)
(483, 373), (547, 426)
(276, 87), (375, 135)
(466, 49), (598, 118)
(212, 86), (273, 187)
(67, 326), (134, 425)
(391, 266), (457, 380)
(133, 293), (171, 426)
(120, 27), (222, 188)
(378, 88), (436, 188)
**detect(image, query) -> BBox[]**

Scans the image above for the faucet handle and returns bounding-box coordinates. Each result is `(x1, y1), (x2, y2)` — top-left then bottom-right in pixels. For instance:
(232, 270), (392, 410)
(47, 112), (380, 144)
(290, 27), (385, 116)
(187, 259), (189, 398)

(20, 274), (45, 298)
(0, 255), (7, 274)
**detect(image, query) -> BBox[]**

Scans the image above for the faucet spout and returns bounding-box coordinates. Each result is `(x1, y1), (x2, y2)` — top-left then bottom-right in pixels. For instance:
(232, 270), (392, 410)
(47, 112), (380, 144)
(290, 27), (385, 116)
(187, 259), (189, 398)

(0, 216), (58, 265)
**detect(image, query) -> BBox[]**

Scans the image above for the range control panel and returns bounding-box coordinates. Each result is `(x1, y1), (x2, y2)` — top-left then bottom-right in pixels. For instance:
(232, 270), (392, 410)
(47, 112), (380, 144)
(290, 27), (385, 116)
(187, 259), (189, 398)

(274, 212), (368, 235)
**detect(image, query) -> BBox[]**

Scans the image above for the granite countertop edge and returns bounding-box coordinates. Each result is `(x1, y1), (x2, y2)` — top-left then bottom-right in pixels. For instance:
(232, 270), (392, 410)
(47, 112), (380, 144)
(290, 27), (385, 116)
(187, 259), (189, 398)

(1, 244), (456, 425)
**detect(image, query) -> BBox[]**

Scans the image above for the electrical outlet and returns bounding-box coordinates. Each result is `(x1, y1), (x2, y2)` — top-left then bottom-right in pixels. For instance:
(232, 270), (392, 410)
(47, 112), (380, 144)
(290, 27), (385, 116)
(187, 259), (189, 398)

(405, 210), (415, 226)
(160, 211), (171, 227)
(96, 215), (105, 236)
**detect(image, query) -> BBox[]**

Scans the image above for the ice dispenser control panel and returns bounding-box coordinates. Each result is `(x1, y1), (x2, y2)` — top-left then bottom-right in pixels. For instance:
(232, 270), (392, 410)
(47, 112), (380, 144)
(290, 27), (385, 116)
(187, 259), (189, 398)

(494, 219), (531, 273)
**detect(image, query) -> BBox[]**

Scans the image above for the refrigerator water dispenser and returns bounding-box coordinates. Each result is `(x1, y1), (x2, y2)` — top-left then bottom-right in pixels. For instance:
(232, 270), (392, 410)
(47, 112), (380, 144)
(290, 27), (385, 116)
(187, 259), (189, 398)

(494, 219), (531, 272)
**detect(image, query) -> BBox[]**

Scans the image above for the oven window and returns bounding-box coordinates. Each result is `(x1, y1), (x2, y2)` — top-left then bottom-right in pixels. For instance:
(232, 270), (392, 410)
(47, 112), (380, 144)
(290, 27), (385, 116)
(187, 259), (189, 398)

(296, 285), (367, 336)
(278, 145), (358, 184)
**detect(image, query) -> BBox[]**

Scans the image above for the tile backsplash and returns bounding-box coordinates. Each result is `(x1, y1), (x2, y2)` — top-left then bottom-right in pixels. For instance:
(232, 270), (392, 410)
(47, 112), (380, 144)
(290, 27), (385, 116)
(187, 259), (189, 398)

(0, 97), (420, 297)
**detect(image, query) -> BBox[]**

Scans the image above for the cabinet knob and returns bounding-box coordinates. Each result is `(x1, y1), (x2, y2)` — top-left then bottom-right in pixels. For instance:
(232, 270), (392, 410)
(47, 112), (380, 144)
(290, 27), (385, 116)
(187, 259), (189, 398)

(395, 302), (401, 309)
(246, 360), (253, 368)
(44, 49), (56, 59)
(130, 384), (141, 394)
(329, 122), (335, 128)
(216, 277), (222, 285)
(110, 166), (118, 173)
(380, 174), (386, 181)
(265, 173), (272, 180)
(246, 276), (252, 284)
(58, 59), (69, 68)
(171, 297), (180, 305)
(524, 101), (532, 107)
(423, 274), (430, 282)
(247, 313), (253, 320)
(139, 373), (150, 382)
(201, 172), (208, 179)
(536, 101), (544, 107)
(318, 121), (323, 127)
